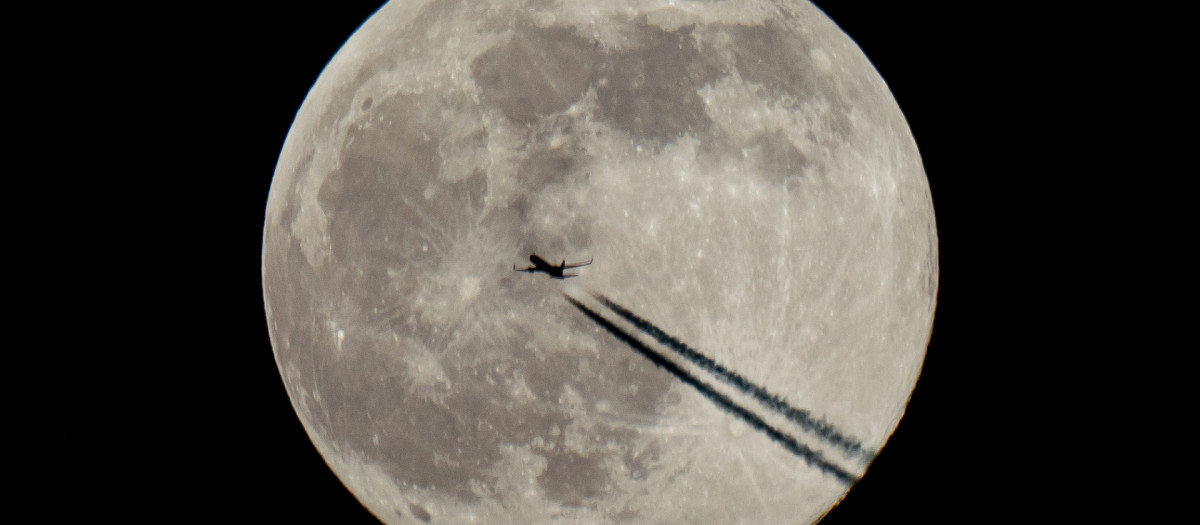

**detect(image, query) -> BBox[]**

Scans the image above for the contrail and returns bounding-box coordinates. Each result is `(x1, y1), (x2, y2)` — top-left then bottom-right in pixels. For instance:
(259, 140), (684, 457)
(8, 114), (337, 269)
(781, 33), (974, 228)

(592, 292), (872, 460)
(565, 295), (858, 485)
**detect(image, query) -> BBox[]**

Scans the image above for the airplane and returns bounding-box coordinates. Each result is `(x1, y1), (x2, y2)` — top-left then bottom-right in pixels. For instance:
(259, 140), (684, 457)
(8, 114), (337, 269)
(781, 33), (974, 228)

(513, 254), (593, 279)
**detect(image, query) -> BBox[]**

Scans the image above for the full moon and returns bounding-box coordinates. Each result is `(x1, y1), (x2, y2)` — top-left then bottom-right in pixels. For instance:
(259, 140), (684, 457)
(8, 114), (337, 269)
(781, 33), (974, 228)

(262, 0), (937, 523)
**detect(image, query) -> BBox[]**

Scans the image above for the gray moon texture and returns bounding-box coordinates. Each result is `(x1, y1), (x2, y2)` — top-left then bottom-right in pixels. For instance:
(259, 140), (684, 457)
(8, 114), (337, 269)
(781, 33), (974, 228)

(262, 1), (937, 523)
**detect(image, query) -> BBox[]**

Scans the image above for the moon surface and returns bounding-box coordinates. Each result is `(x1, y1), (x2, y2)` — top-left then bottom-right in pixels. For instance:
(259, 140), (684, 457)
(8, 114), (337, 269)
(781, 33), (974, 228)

(262, 1), (937, 523)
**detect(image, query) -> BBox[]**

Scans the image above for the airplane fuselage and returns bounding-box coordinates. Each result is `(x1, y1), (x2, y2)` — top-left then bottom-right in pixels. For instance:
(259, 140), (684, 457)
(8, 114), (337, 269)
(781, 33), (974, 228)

(529, 255), (565, 277)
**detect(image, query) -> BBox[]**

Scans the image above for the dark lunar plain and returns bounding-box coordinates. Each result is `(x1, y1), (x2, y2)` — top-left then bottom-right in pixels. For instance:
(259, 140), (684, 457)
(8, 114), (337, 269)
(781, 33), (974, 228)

(174, 1), (1072, 522)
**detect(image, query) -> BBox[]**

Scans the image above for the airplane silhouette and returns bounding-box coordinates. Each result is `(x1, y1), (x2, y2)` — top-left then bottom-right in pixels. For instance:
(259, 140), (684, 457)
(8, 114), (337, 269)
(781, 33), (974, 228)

(513, 254), (593, 279)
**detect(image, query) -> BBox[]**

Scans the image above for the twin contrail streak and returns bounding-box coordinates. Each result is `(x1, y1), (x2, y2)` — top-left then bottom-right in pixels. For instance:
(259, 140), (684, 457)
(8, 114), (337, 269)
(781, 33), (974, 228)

(564, 295), (858, 485)
(591, 292), (872, 460)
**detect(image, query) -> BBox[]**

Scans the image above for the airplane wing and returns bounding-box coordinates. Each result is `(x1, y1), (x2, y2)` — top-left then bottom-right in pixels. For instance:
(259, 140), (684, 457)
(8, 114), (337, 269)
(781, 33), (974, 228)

(563, 257), (593, 269)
